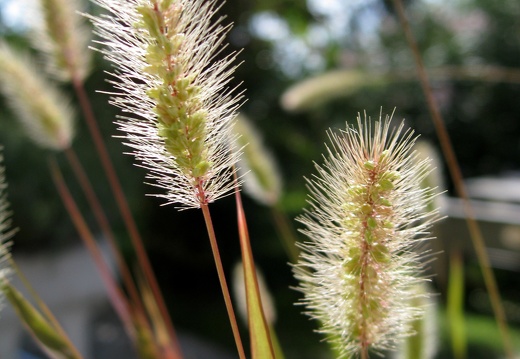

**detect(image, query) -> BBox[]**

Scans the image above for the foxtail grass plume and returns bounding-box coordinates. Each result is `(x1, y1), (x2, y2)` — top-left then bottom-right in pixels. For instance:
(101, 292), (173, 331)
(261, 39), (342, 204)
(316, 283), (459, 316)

(88, 0), (242, 209)
(293, 112), (438, 358)
(31, 0), (92, 82)
(0, 44), (75, 150)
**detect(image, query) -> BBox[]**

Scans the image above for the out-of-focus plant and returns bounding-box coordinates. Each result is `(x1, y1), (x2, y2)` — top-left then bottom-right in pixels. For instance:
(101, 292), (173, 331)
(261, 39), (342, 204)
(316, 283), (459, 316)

(392, 283), (439, 359)
(447, 251), (467, 359)
(0, 43), (74, 151)
(0, 148), (13, 303)
(233, 114), (300, 263)
(30, 0), (92, 83)
(0, 149), (84, 359)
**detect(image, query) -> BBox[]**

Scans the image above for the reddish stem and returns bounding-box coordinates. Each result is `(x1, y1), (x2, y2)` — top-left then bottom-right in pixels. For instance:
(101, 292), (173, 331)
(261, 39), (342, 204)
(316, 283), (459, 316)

(71, 76), (182, 357)
(48, 157), (133, 335)
(199, 194), (246, 359)
(64, 147), (147, 320)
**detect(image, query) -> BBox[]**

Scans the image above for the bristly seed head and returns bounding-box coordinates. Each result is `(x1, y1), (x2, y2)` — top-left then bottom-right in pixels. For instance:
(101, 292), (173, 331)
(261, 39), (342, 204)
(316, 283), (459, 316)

(87, 0), (242, 209)
(293, 111), (438, 358)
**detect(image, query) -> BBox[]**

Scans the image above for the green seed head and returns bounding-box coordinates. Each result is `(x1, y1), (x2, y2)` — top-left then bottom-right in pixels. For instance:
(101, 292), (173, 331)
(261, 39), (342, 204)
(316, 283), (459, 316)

(379, 178), (395, 191)
(379, 197), (392, 207)
(367, 217), (377, 229)
(365, 230), (374, 244)
(360, 203), (373, 214)
(364, 160), (376, 170)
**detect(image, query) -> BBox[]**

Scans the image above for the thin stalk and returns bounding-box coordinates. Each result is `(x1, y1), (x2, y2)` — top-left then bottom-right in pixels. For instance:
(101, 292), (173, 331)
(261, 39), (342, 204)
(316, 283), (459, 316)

(70, 75), (182, 357)
(8, 258), (84, 359)
(51, 155), (168, 358)
(390, 1), (514, 358)
(48, 157), (134, 334)
(64, 147), (147, 320)
(200, 202), (246, 359)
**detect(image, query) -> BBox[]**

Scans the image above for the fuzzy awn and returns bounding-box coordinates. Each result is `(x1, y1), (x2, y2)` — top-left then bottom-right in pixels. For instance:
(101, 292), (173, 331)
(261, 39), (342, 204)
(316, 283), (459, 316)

(294, 113), (438, 358)
(88, 0), (242, 209)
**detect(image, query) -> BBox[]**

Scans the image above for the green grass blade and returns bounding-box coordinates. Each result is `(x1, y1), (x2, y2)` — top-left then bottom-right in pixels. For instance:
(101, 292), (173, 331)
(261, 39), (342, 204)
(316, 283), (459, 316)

(1, 282), (81, 359)
(447, 251), (467, 359)
(235, 185), (276, 359)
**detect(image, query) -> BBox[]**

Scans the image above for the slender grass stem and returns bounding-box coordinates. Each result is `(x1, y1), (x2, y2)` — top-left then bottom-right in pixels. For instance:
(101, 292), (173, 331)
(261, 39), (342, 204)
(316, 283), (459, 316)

(390, 1), (514, 357)
(70, 76), (182, 357)
(48, 157), (136, 340)
(200, 202), (246, 359)
(64, 147), (147, 320)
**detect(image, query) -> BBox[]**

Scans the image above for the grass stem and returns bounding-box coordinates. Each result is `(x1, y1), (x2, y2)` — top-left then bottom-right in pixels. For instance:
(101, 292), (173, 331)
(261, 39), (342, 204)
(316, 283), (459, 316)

(70, 75), (182, 357)
(64, 147), (147, 320)
(200, 203), (246, 359)
(390, 1), (514, 357)
(48, 157), (135, 340)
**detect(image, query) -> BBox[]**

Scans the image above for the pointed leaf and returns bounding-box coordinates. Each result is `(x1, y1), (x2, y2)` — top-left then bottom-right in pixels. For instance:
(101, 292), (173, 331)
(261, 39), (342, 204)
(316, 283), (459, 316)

(1, 281), (81, 359)
(235, 187), (276, 359)
(448, 251), (467, 359)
